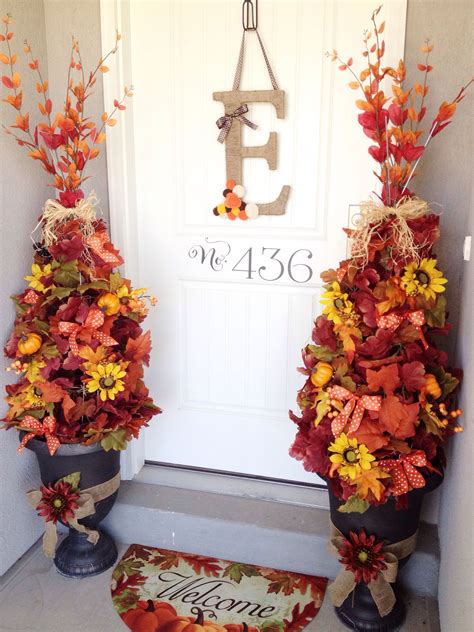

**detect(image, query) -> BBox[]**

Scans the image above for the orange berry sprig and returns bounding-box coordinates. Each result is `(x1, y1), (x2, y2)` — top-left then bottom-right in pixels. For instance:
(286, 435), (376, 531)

(1, 14), (132, 208)
(327, 5), (472, 206)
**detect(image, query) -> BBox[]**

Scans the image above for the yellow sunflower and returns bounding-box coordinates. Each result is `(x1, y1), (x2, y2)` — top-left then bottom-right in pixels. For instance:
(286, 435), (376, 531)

(86, 363), (127, 401)
(401, 258), (447, 301)
(328, 433), (375, 480)
(24, 385), (46, 409)
(24, 263), (54, 293)
(116, 284), (147, 315)
(320, 281), (354, 324)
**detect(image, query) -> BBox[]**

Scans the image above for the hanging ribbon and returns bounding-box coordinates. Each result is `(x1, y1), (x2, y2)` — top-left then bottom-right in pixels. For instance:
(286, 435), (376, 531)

(26, 472), (121, 558)
(377, 309), (428, 349)
(328, 523), (417, 618)
(327, 386), (382, 437)
(86, 230), (123, 266)
(216, 104), (258, 143)
(58, 307), (118, 356)
(378, 451), (427, 496)
(17, 415), (60, 456)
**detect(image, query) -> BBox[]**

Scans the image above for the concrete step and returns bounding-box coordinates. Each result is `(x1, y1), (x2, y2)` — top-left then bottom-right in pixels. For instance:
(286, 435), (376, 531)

(102, 473), (439, 597)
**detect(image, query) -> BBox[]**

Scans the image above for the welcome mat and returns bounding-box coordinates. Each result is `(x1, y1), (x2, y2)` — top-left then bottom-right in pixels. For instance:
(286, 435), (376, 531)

(112, 545), (328, 631)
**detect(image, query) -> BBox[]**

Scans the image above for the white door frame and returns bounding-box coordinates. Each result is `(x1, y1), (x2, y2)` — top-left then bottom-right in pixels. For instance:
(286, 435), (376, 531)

(100, 0), (408, 481)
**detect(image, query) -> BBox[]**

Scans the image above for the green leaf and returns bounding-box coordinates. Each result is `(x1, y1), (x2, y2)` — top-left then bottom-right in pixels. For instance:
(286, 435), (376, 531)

(338, 495), (370, 514)
(419, 408), (443, 437)
(112, 589), (140, 615)
(261, 621), (284, 632)
(109, 272), (123, 293)
(54, 260), (80, 288)
(112, 558), (144, 581)
(223, 562), (260, 584)
(307, 344), (334, 362)
(340, 375), (357, 392)
(101, 428), (128, 451)
(425, 295), (447, 328)
(433, 367), (459, 399)
(40, 342), (59, 358)
(45, 286), (74, 302)
(78, 280), (109, 294)
(60, 471), (81, 490)
(11, 295), (27, 316)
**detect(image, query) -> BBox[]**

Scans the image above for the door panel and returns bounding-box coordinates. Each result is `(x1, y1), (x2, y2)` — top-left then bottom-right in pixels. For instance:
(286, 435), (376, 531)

(110, 0), (407, 482)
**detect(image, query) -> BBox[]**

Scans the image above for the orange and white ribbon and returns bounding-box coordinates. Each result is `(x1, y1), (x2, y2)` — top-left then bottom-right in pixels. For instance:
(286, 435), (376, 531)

(86, 231), (122, 266)
(379, 451), (427, 496)
(17, 415), (60, 456)
(327, 385), (382, 437)
(58, 307), (118, 355)
(24, 290), (40, 305)
(376, 309), (428, 349)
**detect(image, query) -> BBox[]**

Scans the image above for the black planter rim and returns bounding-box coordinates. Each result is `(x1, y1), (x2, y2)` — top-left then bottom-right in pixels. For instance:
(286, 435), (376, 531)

(21, 433), (106, 457)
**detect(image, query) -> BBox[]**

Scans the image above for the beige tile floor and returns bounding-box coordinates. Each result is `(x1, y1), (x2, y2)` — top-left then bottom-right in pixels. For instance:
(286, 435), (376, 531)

(0, 541), (440, 632)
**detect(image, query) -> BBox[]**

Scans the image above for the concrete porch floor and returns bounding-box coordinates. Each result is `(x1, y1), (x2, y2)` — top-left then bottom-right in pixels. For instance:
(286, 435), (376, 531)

(0, 539), (441, 632)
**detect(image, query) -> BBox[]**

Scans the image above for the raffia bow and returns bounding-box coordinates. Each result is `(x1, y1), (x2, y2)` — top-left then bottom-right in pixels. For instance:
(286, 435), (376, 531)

(17, 415), (60, 456)
(350, 198), (429, 268)
(379, 451), (427, 496)
(27, 472), (121, 558)
(328, 523), (417, 617)
(377, 309), (428, 349)
(40, 194), (98, 247)
(327, 386), (382, 437)
(216, 104), (257, 143)
(58, 307), (118, 355)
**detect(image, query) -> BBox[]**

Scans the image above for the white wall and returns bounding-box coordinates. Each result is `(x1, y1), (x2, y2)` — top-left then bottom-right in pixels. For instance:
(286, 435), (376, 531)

(405, 1), (473, 629)
(0, 0), (109, 575)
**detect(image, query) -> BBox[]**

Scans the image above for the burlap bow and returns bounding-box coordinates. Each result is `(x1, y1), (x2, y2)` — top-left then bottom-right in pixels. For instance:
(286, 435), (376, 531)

(216, 104), (257, 143)
(58, 307), (118, 355)
(350, 198), (429, 268)
(17, 415), (60, 456)
(379, 451), (427, 496)
(377, 310), (428, 349)
(328, 523), (417, 617)
(327, 386), (382, 436)
(27, 471), (121, 558)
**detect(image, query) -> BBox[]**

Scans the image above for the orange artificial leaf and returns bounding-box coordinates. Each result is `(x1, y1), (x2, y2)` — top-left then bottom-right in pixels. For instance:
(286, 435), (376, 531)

(437, 101), (457, 122)
(38, 102), (46, 115)
(379, 395), (419, 439)
(333, 323), (362, 364)
(347, 57), (353, 67)
(99, 65), (110, 73)
(36, 81), (43, 93)
(10, 53), (16, 64)
(378, 20), (385, 33)
(0, 52), (9, 64)
(348, 81), (359, 90)
(367, 363), (401, 395)
(101, 111), (108, 122)
(349, 419), (389, 453)
(95, 132), (106, 144)
(106, 118), (118, 126)
(356, 99), (374, 112)
(417, 64), (426, 71)
(125, 331), (152, 365)
(355, 467), (390, 501)
(42, 80), (48, 91)
(407, 107), (417, 121)
(374, 279), (406, 314)
(421, 43), (434, 53)
(6, 31), (13, 40)
(89, 148), (100, 159)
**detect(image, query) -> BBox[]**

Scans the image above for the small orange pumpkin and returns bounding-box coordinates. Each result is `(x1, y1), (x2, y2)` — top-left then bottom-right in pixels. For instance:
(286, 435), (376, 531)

(97, 292), (121, 315)
(17, 332), (42, 356)
(424, 373), (442, 399)
(225, 624), (258, 632)
(158, 609), (226, 632)
(311, 361), (333, 387)
(122, 600), (177, 632)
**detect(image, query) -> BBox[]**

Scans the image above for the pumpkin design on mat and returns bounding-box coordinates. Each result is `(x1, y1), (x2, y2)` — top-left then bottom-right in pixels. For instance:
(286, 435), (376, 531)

(122, 600), (178, 632)
(158, 609), (227, 632)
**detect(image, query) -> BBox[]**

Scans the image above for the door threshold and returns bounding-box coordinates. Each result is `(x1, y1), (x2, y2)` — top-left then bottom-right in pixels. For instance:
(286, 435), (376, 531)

(135, 462), (329, 509)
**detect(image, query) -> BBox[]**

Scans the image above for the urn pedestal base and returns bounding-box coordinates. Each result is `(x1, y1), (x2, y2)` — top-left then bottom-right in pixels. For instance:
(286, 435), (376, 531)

(55, 528), (118, 578)
(335, 583), (406, 632)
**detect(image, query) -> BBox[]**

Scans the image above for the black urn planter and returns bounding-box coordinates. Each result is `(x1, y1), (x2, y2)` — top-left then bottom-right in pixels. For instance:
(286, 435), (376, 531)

(327, 471), (443, 632)
(25, 436), (120, 578)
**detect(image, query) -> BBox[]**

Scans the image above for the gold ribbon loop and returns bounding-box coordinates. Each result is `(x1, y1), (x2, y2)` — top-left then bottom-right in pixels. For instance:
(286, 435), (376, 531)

(328, 523), (417, 618)
(27, 471), (121, 558)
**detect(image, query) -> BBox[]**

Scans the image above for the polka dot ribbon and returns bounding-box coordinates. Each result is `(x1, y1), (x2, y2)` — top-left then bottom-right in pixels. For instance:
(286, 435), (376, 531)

(377, 309), (428, 349)
(216, 104), (258, 144)
(17, 415), (60, 456)
(86, 231), (122, 266)
(328, 385), (382, 437)
(23, 290), (39, 305)
(335, 267), (346, 283)
(379, 451), (427, 496)
(58, 308), (118, 356)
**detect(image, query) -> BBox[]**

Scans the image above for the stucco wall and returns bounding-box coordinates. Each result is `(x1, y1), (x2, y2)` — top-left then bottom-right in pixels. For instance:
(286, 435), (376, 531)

(405, 0), (473, 629)
(0, 0), (48, 575)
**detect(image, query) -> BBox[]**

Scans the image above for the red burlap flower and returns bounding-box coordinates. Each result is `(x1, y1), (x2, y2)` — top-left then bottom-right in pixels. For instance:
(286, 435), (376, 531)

(36, 480), (79, 524)
(338, 529), (387, 584)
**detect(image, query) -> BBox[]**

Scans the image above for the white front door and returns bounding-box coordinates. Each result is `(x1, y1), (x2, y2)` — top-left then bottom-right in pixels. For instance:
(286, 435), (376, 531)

(102, 0), (406, 483)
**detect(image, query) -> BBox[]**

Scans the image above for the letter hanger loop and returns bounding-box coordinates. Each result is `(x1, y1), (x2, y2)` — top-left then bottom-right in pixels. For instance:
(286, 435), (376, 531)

(242, 0), (258, 31)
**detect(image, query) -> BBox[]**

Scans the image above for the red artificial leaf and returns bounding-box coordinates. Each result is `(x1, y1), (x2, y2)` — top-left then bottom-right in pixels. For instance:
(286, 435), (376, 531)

(283, 602), (318, 632)
(2, 75), (13, 89)
(125, 331), (152, 365)
(366, 364), (400, 395)
(350, 417), (389, 452)
(400, 361), (426, 392)
(40, 131), (64, 150)
(379, 395), (419, 439)
(36, 380), (64, 403)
